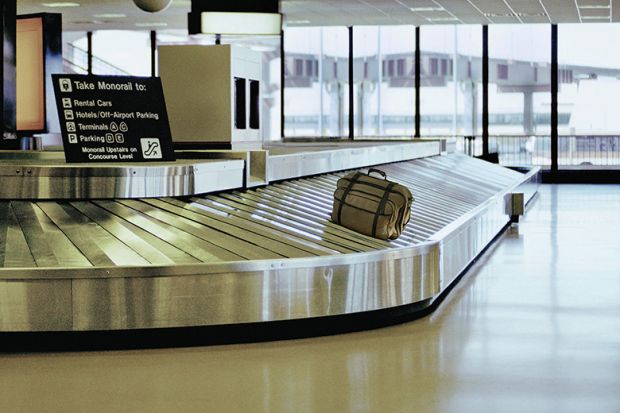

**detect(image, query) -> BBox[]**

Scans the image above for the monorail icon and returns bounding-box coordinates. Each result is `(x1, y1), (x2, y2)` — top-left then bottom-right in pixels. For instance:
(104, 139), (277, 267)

(59, 78), (72, 93)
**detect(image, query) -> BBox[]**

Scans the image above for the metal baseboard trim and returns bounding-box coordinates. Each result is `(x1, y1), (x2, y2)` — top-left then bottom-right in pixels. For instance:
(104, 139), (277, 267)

(0, 299), (433, 352)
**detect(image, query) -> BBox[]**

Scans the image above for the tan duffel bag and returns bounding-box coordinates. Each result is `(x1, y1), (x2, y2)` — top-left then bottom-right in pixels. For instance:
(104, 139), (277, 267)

(331, 168), (413, 240)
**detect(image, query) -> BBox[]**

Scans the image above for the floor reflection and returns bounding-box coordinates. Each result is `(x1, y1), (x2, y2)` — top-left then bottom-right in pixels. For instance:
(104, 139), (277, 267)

(1, 185), (620, 413)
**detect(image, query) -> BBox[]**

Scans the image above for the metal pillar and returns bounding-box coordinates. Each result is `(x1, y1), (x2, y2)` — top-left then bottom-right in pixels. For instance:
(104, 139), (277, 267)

(482, 26), (489, 157)
(551, 24), (558, 172)
(415, 27), (421, 138)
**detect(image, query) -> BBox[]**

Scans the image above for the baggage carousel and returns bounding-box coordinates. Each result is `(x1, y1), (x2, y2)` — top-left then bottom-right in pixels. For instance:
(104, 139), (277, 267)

(0, 142), (538, 349)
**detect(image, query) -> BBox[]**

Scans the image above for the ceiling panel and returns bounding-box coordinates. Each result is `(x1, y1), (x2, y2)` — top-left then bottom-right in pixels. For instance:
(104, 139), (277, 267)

(540, 0), (580, 23)
(507, 0), (546, 13)
(399, 0), (439, 7)
(489, 15), (521, 24)
(521, 15), (552, 24)
(580, 8), (611, 17)
(468, 0), (513, 15)
(14, 0), (615, 30)
(437, 0), (492, 24)
(578, 0), (611, 6)
(16, 0), (190, 32)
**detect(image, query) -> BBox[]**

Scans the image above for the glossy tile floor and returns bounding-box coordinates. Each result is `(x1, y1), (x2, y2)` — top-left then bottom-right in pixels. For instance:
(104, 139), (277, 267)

(1, 184), (619, 413)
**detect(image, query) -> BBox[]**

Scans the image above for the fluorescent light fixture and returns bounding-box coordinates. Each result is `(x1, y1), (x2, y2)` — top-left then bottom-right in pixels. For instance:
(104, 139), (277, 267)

(581, 15), (610, 19)
(410, 7), (444, 12)
(71, 20), (103, 25)
(41, 2), (80, 7)
(135, 22), (169, 27)
(286, 19), (311, 24)
(93, 13), (127, 18)
(578, 5), (610, 9)
(484, 11), (546, 17)
(426, 17), (458, 22)
(200, 12), (282, 35)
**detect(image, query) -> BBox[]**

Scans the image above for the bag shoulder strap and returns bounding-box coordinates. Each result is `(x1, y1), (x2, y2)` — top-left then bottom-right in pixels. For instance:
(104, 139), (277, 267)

(336, 172), (362, 223)
(372, 182), (396, 237)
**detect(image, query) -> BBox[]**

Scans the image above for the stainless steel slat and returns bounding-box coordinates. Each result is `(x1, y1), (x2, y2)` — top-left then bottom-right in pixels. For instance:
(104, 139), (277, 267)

(258, 185), (333, 217)
(184, 196), (354, 254)
(162, 198), (344, 256)
(12, 201), (91, 268)
(118, 199), (282, 260)
(139, 198), (316, 259)
(208, 194), (380, 252)
(94, 200), (243, 263)
(71, 201), (199, 265)
(0, 203), (36, 268)
(0, 202), (10, 267)
(37, 202), (150, 267)
(231, 191), (393, 250)
(274, 181), (335, 205)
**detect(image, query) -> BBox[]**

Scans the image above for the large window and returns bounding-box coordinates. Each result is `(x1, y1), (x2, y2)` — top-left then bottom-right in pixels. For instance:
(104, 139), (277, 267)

(559, 24), (620, 136)
(72, 31), (151, 76)
(420, 25), (481, 136)
(488, 25), (551, 136)
(353, 26), (415, 137)
(557, 24), (620, 168)
(284, 27), (349, 137)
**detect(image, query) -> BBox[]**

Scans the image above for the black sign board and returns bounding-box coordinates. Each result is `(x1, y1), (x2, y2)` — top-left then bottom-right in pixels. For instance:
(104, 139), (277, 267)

(52, 74), (175, 163)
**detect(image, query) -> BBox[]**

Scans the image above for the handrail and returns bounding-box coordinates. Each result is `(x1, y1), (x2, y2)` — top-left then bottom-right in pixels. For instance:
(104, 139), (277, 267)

(63, 57), (87, 74)
(64, 43), (130, 76)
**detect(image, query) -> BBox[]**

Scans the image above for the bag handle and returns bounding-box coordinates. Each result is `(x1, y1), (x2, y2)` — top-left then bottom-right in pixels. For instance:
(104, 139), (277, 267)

(367, 168), (387, 180)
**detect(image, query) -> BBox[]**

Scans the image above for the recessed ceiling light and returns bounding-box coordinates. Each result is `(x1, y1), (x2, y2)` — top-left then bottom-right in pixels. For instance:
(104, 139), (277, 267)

(483, 12), (546, 17)
(135, 22), (169, 27)
(71, 20), (103, 25)
(41, 2), (80, 7)
(410, 7), (444, 12)
(93, 13), (127, 18)
(286, 19), (311, 24)
(426, 17), (458, 22)
(581, 15), (610, 19)
(578, 5), (610, 9)
(200, 12), (281, 35)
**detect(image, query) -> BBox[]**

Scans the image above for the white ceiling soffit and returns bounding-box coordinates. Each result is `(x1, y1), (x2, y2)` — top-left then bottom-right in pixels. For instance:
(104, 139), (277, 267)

(14, 0), (616, 31)
(16, 0), (191, 32)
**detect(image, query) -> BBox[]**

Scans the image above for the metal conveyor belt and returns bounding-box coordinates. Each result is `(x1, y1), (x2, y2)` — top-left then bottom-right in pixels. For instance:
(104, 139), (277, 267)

(0, 154), (524, 269)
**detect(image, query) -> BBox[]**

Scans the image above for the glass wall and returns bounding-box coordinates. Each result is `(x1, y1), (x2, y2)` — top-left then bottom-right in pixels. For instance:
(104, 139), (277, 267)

(284, 27), (349, 137)
(420, 25), (481, 136)
(557, 24), (620, 168)
(488, 24), (551, 136)
(353, 26), (379, 136)
(559, 24), (620, 136)
(72, 31), (151, 76)
(353, 26), (415, 137)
